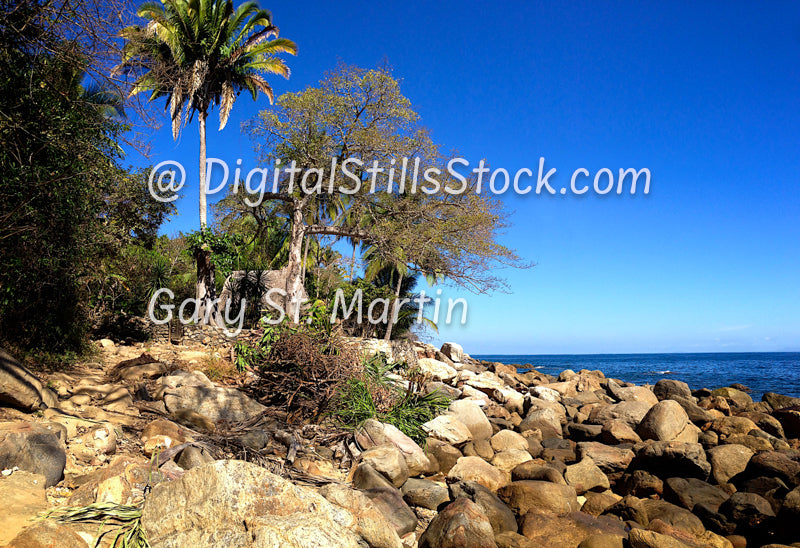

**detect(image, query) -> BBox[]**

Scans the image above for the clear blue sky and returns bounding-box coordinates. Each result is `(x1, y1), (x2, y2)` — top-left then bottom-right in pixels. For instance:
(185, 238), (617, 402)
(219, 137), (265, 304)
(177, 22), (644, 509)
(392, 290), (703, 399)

(129, 1), (800, 355)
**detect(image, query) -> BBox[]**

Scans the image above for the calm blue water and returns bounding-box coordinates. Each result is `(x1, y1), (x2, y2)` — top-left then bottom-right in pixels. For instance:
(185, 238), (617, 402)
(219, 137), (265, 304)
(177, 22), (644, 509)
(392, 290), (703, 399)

(474, 352), (800, 399)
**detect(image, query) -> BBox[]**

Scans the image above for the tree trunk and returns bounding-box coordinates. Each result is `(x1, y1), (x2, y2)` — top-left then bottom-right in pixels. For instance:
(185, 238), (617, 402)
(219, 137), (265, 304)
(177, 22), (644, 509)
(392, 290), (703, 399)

(350, 241), (357, 280)
(301, 233), (310, 287)
(195, 111), (222, 326)
(284, 202), (306, 323)
(383, 272), (403, 341)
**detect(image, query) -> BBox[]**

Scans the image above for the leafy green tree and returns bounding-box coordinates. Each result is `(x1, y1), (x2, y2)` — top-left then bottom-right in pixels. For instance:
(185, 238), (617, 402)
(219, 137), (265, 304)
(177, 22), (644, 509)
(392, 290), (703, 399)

(0, 1), (131, 352)
(244, 64), (523, 322)
(115, 0), (296, 323)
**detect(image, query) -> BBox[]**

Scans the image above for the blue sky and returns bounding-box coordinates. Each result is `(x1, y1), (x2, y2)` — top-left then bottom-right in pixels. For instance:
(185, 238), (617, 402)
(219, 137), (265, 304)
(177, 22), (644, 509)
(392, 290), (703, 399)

(129, 1), (800, 355)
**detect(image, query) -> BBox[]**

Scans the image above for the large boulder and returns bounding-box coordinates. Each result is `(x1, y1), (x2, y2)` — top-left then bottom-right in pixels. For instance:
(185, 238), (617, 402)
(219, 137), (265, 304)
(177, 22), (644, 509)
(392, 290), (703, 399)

(773, 406), (800, 439)
(440, 342), (465, 363)
(318, 485), (402, 548)
(2, 520), (89, 548)
(519, 508), (627, 548)
(449, 480), (518, 534)
(360, 444), (409, 488)
(664, 477), (729, 512)
(0, 421), (66, 487)
(417, 358), (458, 382)
(653, 379), (693, 401)
(423, 415), (472, 445)
(141, 460), (364, 548)
(632, 441), (711, 480)
(564, 458), (610, 494)
(706, 444), (754, 485)
(576, 442), (635, 473)
(418, 498), (497, 548)
(589, 401), (654, 429)
(497, 480), (579, 516)
(447, 456), (509, 493)
(354, 419), (431, 475)
(448, 399), (493, 441)
(607, 382), (659, 406)
(710, 387), (753, 409)
(718, 492), (776, 534)
(637, 400), (699, 443)
(425, 438), (462, 474)
(762, 392), (800, 410)
(401, 478), (450, 510)
(0, 471), (50, 545)
(0, 348), (57, 410)
(162, 386), (266, 423)
(363, 485), (418, 537)
(518, 407), (563, 439)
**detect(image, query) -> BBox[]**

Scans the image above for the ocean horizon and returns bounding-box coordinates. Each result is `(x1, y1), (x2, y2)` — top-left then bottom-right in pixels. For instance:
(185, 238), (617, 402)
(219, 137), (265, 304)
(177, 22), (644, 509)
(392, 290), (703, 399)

(473, 351), (800, 399)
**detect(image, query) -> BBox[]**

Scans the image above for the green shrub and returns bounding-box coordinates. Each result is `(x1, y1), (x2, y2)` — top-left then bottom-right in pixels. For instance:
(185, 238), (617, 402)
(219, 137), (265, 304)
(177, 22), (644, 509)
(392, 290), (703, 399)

(331, 354), (451, 444)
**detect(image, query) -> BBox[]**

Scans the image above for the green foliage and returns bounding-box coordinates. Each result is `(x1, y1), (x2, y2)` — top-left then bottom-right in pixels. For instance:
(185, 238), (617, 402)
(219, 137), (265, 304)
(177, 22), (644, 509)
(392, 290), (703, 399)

(331, 354), (451, 444)
(185, 228), (243, 277)
(45, 502), (149, 548)
(0, 1), (133, 352)
(116, 0), (297, 136)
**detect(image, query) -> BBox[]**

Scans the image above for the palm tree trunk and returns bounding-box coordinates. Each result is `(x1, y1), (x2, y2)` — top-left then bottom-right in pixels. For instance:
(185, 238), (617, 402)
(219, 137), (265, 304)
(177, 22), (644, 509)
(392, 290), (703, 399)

(195, 110), (221, 326)
(350, 241), (357, 280)
(383, 272), (403, 341)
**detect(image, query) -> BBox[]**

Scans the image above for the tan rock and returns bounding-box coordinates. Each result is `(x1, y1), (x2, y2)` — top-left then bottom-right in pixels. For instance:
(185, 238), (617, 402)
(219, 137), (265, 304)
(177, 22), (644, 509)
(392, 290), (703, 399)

(447, 456), (509, 492)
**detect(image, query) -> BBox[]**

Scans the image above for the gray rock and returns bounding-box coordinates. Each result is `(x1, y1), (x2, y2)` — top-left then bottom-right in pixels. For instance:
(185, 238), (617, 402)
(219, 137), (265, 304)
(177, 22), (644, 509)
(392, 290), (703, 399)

(401, 478), (449, 510)
(719, 491), (776, 533)
(0, 421), (66, 487)
(163, 385), (266, 422)
(632, 441), (711, 480)
(363, 486), (418, 537)
(663, 477), (729, 512)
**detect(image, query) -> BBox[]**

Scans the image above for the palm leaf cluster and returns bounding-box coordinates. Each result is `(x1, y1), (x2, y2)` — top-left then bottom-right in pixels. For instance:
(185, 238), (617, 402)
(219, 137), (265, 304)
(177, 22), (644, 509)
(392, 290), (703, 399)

(115, 0), (297, 137)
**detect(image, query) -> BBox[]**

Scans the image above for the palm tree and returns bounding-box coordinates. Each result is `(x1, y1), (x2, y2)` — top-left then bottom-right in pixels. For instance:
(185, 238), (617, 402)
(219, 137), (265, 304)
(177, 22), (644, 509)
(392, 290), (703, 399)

(115, 0), (296, 323)
(363, 244), (410, 341)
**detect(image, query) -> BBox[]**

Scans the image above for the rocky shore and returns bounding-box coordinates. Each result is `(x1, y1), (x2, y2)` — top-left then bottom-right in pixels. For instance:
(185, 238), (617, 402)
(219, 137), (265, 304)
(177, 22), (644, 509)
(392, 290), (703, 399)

(1, 340), (800, 548)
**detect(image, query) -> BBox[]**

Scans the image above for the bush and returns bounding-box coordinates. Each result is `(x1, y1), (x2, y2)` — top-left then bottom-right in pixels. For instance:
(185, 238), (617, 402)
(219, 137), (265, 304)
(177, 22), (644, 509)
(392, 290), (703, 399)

(331, 354), (451, 444)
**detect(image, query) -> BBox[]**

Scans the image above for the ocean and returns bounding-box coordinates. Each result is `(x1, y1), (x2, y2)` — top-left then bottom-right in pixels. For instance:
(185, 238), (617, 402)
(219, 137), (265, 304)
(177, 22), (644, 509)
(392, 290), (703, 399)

(473, 352), (800, 400)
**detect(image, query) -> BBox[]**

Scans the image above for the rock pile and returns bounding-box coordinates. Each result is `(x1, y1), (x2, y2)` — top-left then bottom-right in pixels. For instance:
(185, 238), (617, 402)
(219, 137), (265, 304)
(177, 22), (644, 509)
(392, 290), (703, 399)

(1, 340), (800, 548)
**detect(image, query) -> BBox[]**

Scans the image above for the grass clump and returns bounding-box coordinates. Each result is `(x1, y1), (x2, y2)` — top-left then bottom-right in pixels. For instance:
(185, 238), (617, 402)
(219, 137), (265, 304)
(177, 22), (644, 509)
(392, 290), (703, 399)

(332, 353), (451, 444)
(44, 502), (149, 548)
